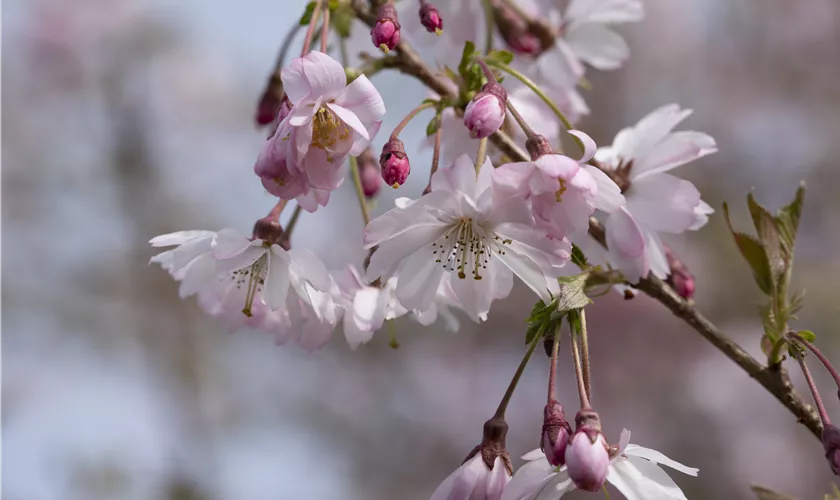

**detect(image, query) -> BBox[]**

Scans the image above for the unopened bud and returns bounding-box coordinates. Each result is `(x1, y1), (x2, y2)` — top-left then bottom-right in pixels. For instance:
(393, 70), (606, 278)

(358, 148), (382, 198)
(565, 409), (609, 492)
(665, 247), (695, 300)
(464, 82), (507, 139)
(255, 76), (284, 126)
(822, 424), (840, 476)
(526, 134), (553, 160)
(371, 4), (401, 53)
(380, 138), (410, 188)
(492, 2), (542, 56)
(419, 2), (443, 35)
(541, 401), (572, 467)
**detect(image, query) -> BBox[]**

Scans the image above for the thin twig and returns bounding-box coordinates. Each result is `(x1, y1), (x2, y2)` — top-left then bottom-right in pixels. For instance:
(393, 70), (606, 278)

(580, 309), (591, 403)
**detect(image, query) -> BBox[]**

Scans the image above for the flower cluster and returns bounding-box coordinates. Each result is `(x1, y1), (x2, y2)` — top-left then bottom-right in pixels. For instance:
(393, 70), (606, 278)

(139, 1), (834, 498)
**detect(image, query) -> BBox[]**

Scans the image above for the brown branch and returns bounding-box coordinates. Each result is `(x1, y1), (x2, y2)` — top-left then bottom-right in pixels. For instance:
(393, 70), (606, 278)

(350, 2), (823, 439)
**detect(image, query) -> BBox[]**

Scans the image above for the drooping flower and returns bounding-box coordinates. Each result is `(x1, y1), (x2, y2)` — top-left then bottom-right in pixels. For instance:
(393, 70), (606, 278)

(364, 154), (571, 321)
(149, 227), (338, 349)
(594, 104), (717, 282)
(331, 265), (405, 349)
(493, 131), (624, 241)
(564, 410), (610, 491)
(503, 429), (697, 500)
(255, 51), (385, 211)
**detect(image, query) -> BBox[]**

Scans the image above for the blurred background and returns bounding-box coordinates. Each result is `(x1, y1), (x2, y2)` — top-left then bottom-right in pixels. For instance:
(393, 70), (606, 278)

(3, 0), (840, 498)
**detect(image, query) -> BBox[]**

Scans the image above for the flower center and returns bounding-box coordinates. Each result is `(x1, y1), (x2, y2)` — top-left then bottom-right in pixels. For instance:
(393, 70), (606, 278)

(310, 105), (351, 160)
(229, 249), (269, 317)
(555, 179), (568, 202)
(431, 218), (512, 280)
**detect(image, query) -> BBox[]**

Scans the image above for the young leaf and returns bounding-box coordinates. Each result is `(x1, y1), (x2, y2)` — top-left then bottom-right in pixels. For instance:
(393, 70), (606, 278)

(425, 114), (441, 136)
(556, 273), (593, 313)
(797, 330), (816, 342)
(723, 202), (774, 295)
(747, 192), (784, 278)
(571, 244), (589, 268)
(458, 41), (477, 78)
(486, 49), (514, 65)
(332, 4), (355, 38)
(774, 182), (805, 256)
(750, 485), (798, 500)
(298, 1), (317, 25)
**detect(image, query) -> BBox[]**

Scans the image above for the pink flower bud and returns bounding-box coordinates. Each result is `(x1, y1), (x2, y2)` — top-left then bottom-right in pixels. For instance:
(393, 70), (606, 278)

(665, 247), (696, 300)
(491, 2), (542, 56)
(541, 401), (571, 467)
(255, 88), (280, 126)
(358, 148), (382, 198)
(565, 409), (609, 492)
(419, 2), (443, 35)
(380, 138), (410, 188)
(822, 425), (840, 475)
(464, 83), (507, 139)
(371, 4), (401, 53)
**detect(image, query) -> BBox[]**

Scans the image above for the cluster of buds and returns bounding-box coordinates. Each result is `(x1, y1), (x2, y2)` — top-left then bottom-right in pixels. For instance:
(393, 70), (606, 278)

(379, 137), (410, 188)
(463, 82), (507, 139)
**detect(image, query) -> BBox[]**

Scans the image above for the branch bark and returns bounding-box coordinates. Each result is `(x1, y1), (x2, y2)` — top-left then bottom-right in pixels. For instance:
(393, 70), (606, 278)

(351, 3), (823, 439)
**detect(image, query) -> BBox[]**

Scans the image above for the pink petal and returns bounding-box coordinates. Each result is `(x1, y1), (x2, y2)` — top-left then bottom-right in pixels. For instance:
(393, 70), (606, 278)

(300, 51), (347, 100)
(333, 74), (385, 126)
(568, 129), (597, 163)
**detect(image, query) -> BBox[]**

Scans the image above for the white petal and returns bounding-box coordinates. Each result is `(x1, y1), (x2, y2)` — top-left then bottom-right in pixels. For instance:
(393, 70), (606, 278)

(502, 457), (553, 500)
(584, 165), (625, 213)
(178, 253), (218, 298)
(431, 455), (485, 500)
(535, 155), (579, 181)
(623, 445), (698, 477)
(494, 249), (553, 302)
(492, 162), (536, 199)
(327, 102), (370, 141)
(149, 230), (216, 247)
(617, 429), (632, 455)
(568, 130), (598, 162)
(395, 245), (445, 312)
(521, 449), (547, 462)
(287, 247), (331, 291)
(281, 57), (310, 104)
(626, 174), (701, 233)
(565, 0), (644, 24)
(690, 199), (714, 230)
(431, 154), (478, 198)
(333, 74), (385, 126)
(449, 271), (496, 322)
(172, 235), (213, 271)
(565, 24), (629, 70)
(627, 105), (693, 162)
(485, 458), (512, 500)
(211, 228), (255, 259)
(645, 231), (670, 280)
(365, 220), (448, 281)
(351, 287), (386, 332)
(632, 131), (717, 180)
(213, 245), (267, 277)
(300, 51), (347, 99)
(605, 207), (648, 282)
(363, 197), (448, 247)
(263, 247), (291, 310)
(607, 457), (689, 500)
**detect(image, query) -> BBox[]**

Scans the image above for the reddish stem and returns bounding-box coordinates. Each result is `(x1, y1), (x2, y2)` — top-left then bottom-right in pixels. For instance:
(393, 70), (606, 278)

(791, 333), (840, 391)
(300, 0), (323, 56)
(267, 200), (288, 221)
(795, 352), (832, 426)
(320, 5), (330, 53)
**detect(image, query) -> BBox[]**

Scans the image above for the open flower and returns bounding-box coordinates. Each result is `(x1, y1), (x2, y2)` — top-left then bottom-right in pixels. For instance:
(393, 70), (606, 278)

(364, 154), (571, 320)
(493, 131), (624, 241)
(150, 228), (337, 348)
(256, 51), (385, 211)
(431, 453), (511, 500)
(332, 265), (405, 349)
(595, 104), (717, 281)
(502, 429), (697, 500)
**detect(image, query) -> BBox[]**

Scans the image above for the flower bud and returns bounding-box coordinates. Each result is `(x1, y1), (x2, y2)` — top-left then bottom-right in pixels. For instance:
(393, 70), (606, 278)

(491, 2), (541, 56)
(371, 4), (401, 53)
(822, 424), (840, 475)
(380, 138), (410, 188)
(665, 247), (695, 300)
(255, 76), (284, 126)
(565, 409), (610, 492)
(418, 2), (443, 35)
(358, 148), (382, 198)
(541, 401), (572, 467)
(464, 83), (507, 139)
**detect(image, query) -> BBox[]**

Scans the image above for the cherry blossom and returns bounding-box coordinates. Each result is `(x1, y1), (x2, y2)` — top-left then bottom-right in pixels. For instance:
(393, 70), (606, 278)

(364, 155), (571, 320)
(595, 104), (717, 281)
(430, 454), (511, 500)
(503, 430), (697, 500)
(255, 51), (385, 211)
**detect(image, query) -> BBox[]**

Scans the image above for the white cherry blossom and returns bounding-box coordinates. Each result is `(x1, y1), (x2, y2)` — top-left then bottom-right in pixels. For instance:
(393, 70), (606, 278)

(595, 104), (717, 281)
(364, 154), (571, 320)
(503, 430), (697, 500)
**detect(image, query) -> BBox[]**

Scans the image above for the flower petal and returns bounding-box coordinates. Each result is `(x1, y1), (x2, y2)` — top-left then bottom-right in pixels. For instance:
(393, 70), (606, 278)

(632, 131), (717, 180)
(607, 456), (690, 500)
(211, 228), (254, 259)
(178, 253), (217, 298)
(287, 247), (331, 292)
(565, 24), (629, 70)
(605, 207), (648, 282)
(213, 245), (266, 277)
(365, 219), (448, 281)
(431, 154), (478, 197)
(263, 247), (291, 310)
(172, 235), (213, 271)
(327, 102), (370, 142)
(492, 162), (537, 199)
(149, 230), (216, 247)
(301, 51), (347, 99)
(623, 445), (698, 477)
(484, 457), (512, 500)
(626, 174), (701, 233)
(565, 0), (644, 24)
(584, 165), (624, 213)
(333, 74), (385, 127)
(568, 130), (597, 163)
(395, 244), (445, 312)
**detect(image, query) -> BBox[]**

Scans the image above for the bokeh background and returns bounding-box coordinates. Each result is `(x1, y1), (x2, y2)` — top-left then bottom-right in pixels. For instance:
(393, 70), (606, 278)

(4, 0), (840, 499)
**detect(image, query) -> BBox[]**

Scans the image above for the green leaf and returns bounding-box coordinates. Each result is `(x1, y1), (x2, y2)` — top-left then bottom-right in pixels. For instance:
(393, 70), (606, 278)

(747, 192), (784, 279)
(327, 0), (340, 9)
(571, 244), (588, 268)
(457, 41), (477, 78)
(774, 182), (805, 256)
(555, 273), (593, 313)
(332, 5), (355, 38)
(723, 202), (773, 295)
(425, 114), (441, 136)
(750, 485), (798, 500)
(797, 330), (816, 342)
(298, 1), (317, 25)
(486, 49), (514, 65)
